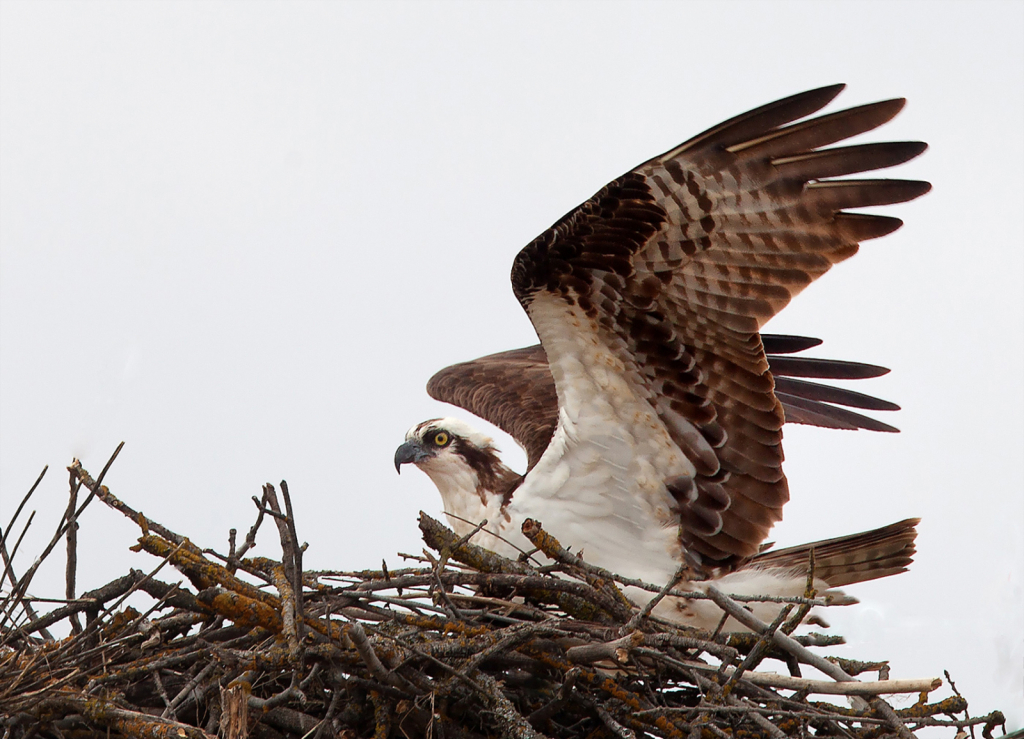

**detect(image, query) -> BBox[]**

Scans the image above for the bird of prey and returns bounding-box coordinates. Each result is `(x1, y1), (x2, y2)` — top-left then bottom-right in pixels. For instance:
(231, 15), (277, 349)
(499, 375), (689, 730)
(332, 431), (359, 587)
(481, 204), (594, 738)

(395, 85), (927, 629)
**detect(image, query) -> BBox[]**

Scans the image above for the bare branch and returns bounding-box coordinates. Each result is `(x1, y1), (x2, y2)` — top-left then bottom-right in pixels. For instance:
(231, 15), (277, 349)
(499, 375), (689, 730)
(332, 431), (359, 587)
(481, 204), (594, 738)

(0, 462), (1002, 739)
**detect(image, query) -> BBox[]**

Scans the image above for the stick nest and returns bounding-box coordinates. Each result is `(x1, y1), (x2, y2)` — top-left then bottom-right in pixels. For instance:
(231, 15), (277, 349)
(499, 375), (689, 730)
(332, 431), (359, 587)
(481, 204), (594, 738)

(0, 449), (1010, 739)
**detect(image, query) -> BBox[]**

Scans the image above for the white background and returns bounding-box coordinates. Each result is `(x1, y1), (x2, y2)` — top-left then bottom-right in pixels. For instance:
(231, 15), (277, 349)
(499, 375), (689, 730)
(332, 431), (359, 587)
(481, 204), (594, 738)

(1, 0), (1021, 726)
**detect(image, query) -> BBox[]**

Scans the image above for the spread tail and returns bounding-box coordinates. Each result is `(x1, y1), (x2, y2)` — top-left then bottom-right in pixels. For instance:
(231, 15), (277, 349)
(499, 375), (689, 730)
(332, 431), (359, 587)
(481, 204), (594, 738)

(748, 518), (920, 588)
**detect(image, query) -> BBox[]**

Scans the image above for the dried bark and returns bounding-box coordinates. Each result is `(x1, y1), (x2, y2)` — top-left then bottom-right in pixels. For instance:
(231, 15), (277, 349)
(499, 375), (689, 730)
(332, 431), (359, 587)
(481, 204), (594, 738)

(0, 454), (1009, 739)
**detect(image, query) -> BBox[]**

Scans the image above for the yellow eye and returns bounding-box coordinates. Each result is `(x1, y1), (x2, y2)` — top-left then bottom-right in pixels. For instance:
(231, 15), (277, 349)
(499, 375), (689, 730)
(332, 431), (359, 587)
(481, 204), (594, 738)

(433, 431), (449, 446)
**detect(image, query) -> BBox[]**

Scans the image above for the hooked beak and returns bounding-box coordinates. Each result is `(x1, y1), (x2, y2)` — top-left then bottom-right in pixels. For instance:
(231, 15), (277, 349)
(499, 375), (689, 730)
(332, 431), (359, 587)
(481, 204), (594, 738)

(394, 440), (431, 473)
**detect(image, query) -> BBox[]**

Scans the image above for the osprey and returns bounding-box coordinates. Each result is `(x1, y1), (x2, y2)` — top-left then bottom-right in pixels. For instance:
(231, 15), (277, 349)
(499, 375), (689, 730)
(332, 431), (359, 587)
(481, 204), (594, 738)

(395, 85), (927, 629)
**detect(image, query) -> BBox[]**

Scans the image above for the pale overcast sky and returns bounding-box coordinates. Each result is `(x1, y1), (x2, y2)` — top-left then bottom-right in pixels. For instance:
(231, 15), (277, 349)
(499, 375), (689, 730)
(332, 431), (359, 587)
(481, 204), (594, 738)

(1, 0), (1021, 724)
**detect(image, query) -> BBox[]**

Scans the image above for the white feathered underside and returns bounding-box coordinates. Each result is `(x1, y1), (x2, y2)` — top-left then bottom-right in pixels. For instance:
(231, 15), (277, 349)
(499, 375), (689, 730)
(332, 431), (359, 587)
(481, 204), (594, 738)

(508, 293), (692, 586)
(491, 294), (829, 631)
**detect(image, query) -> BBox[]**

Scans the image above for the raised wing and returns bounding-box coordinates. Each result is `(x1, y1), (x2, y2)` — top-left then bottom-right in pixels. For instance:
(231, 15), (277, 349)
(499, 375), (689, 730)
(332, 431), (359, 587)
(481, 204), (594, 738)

(426, 334), (899, 471)
(509, 85), (928, 569)
(427, 345), (557, 471)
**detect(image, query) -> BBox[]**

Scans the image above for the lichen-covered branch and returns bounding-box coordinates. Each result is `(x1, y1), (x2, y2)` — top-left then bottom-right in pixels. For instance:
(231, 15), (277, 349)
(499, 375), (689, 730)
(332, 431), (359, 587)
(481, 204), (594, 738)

(0, 454), (1008, 739)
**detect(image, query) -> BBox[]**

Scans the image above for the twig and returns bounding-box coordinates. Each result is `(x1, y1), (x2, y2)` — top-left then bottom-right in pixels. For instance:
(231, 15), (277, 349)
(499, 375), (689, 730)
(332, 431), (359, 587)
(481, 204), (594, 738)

(152, 669), (174, 717)
(619, 564), (687, 636)
(475, 672), (549, 739)
(705, 585), (859, 684)
(0, 466), (51, 639)
(587, 699), (636, 739)
(279, 481), (306, 633)
(721, 604), (793, 694)
(0, 465), (47, 549)
(0, 460), (1002, 739)
(94, 540), (187, 624)
(527, 667), (580, 726)
(687, 661), (942, 695)
(422, 548), (468, 621)
(946, 669), (974, 739)
(0, 442), (118, 631)
(162, 660), (219, 719)
(264, 483), (306, 662)
(522, 518), (635, 614)
(870, 697), (916, 739)
(65, 466), (83, 634)
(0, 511), (36, 629)
(70, 444), (187, 545)
(727, 694), (787, 739)
(237, 490), (270, 563)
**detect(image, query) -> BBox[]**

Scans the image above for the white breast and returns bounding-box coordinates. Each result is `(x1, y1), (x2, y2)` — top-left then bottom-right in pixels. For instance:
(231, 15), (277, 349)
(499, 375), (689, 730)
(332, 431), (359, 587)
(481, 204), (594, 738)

(504, 293), (695, 586)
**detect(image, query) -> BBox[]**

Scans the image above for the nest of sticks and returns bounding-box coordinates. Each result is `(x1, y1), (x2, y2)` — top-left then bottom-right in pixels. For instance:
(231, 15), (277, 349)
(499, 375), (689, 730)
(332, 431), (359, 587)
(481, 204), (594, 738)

(0, 446), (1011, 739)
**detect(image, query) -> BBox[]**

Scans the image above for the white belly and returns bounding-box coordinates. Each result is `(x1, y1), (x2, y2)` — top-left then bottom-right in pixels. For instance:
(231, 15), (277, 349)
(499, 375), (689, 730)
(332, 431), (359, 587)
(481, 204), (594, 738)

(505, 293), (695, 586)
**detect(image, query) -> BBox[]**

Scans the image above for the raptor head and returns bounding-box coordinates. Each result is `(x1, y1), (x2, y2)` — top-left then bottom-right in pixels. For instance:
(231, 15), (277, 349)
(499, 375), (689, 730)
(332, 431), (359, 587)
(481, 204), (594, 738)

(394, 418), (521, 505)
(395, 417), (496, 473)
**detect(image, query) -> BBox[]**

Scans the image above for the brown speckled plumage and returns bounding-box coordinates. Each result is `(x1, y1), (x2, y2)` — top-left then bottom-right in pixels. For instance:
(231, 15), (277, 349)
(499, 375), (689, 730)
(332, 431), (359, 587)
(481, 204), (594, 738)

(426, 85), (929, 574)
(426, 335), (900, 474)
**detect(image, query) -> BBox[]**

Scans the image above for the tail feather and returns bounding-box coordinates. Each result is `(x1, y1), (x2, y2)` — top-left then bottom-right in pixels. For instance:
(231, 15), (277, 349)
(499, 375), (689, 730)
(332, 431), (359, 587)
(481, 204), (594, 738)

(748, 518), (919, 588)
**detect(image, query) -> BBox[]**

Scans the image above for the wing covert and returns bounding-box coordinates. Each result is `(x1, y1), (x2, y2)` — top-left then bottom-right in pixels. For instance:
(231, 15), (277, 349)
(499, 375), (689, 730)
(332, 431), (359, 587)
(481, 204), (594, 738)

(427, 335), (901, 472)
(426, 346), (557, 471)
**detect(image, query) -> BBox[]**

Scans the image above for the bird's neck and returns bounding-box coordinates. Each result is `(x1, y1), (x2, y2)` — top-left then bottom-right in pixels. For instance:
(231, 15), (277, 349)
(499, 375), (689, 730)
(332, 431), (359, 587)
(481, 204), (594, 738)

(420, 448), (521, 549)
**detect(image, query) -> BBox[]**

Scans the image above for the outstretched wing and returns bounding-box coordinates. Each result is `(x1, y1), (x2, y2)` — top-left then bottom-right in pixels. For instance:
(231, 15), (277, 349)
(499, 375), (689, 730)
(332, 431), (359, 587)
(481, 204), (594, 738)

(426, 334), (899, 471)
(509, 85), (928, 569)
(427, 345), (557, 471)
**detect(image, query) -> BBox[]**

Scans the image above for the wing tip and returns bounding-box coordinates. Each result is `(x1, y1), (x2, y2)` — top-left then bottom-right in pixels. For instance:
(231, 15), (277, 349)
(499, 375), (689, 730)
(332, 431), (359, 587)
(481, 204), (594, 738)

(872, 422), (901, 433)
(762, 333), (823, 354)
(807, 82), (846, 97)
(875, 96), (907, 118)
(902, 179), (933, 200)
(904, 140), (929, 159)
(752, 83), (849, 117)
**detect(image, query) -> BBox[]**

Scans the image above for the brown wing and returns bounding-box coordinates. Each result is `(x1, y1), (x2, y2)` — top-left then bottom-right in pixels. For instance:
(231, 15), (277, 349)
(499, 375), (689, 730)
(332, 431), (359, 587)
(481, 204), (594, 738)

(427, 345), (556, 470)
(748, 518), (919, 587)
(510, 84), (929, 569)
(427, 334), (899, 471)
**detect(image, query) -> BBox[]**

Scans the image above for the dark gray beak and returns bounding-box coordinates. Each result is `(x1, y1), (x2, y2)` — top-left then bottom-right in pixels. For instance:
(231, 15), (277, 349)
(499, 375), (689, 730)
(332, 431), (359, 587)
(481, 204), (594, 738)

(394, 440), (431, 473)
